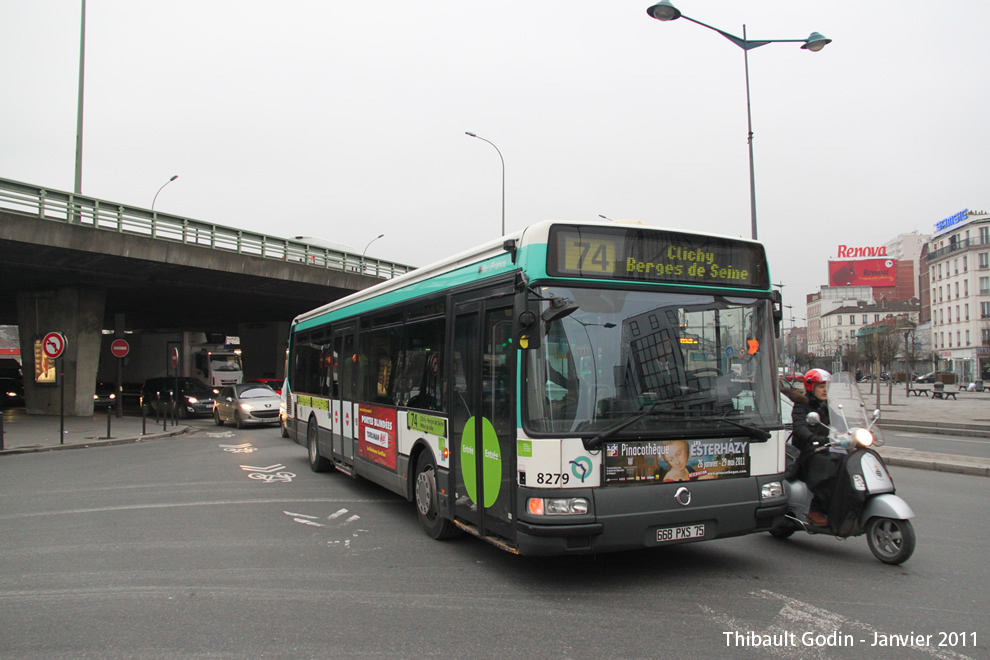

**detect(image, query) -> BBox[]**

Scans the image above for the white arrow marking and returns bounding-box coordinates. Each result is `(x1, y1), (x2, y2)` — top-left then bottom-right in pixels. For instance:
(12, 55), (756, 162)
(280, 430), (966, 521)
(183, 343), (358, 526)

(240, 464), (285, 473)
(284, 511), (317, 519)
(327, 508), (349, 520)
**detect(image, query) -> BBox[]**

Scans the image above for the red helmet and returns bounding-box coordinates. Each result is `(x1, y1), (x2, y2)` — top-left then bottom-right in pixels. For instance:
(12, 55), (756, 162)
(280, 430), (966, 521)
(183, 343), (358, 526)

(804, 368), (831, 392)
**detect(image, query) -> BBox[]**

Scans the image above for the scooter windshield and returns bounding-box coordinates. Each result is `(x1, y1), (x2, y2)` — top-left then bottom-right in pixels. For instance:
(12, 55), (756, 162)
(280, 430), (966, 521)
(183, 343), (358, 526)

(826, 373), (881, 441)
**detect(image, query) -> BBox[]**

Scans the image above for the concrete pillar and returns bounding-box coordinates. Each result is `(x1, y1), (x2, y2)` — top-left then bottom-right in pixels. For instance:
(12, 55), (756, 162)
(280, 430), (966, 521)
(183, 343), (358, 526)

(16, 287), (106, 416)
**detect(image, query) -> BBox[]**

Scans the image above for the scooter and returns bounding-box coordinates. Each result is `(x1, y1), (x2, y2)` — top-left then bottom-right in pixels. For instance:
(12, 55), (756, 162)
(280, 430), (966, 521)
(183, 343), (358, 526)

(771, 373), (916, 565)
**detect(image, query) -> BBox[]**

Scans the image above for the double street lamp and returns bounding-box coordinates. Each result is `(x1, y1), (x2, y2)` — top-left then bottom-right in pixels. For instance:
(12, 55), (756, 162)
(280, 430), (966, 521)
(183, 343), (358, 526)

(646, 1), (831, 240)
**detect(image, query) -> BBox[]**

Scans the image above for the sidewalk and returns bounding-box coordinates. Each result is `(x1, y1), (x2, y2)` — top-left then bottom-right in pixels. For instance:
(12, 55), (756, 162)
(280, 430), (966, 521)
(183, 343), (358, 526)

(0, 409), (189, 455)
(2, 389), (988, 477)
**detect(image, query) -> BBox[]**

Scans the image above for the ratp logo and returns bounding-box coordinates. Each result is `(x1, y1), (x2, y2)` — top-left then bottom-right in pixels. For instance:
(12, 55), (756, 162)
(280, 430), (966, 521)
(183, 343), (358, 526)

(569, 456), (593, 483)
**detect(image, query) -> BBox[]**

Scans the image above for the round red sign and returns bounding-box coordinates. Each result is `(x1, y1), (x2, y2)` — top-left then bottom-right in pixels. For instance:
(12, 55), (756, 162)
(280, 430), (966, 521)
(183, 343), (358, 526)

(110, 339), (130, 358)
(42, 332), (66, 359)
(170, 347), (179, 368)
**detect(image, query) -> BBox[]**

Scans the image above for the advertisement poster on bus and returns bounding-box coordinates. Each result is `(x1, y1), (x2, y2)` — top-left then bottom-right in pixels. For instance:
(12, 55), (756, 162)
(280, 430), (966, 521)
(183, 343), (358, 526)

(603, 438), (750, 484)
(358, 404), (397, 470)
(828, 259), (897, 287)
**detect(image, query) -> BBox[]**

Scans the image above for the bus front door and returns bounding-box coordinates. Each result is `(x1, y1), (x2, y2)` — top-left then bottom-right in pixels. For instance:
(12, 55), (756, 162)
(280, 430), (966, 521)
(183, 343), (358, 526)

(332, 325), (356, 463)
(450, 299), (515, 543)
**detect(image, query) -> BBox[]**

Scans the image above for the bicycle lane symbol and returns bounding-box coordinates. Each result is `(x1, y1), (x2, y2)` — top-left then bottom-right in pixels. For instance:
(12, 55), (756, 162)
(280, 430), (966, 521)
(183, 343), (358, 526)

(240, 464), (295, 483)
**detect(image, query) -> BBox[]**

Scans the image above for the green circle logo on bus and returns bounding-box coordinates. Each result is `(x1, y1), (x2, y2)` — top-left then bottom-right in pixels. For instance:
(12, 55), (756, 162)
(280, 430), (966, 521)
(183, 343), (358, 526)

(570, 456), (593, 483)
(460, 416), (502, 508)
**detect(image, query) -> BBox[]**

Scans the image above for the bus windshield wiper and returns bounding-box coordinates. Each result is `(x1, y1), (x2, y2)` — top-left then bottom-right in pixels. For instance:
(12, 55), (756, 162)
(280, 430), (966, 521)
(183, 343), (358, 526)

(583, 405), (771, 450)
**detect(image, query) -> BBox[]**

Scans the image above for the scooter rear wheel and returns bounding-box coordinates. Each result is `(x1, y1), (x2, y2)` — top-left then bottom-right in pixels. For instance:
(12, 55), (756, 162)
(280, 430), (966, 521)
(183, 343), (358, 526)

(865, 517), (915, 564)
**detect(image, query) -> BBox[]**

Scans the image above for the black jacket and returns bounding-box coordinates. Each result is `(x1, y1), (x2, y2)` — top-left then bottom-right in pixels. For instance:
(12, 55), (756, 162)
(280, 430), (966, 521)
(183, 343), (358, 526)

(784, 388), (831, 453)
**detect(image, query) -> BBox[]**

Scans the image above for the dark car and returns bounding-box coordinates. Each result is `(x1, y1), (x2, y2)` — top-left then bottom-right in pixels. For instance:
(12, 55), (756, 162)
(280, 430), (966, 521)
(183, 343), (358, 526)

(140, 377), (218, 419)
(93, 381), (118, 409)
(0, 377), (24, 408)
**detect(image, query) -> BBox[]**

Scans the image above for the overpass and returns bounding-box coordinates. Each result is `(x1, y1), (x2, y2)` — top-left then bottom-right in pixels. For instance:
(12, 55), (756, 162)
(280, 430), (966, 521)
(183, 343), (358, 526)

(0, 177), (415, 415)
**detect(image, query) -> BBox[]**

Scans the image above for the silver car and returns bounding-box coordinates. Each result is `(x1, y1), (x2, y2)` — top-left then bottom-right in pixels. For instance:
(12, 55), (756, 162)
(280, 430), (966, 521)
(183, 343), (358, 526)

(213, 383), (281, 428)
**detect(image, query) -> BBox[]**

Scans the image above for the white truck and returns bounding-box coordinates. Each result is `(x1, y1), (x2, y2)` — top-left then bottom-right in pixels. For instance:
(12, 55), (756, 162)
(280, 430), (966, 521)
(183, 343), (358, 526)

(192, 344), (243, 387)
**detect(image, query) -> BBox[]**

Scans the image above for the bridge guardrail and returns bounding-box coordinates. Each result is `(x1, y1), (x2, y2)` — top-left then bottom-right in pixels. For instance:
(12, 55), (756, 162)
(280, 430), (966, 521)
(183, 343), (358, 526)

(0, 177), (415, 280)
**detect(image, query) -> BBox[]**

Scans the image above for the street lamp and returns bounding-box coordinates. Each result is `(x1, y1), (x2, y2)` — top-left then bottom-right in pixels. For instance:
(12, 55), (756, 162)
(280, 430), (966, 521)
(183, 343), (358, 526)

(362, 233), (384, 273)
(152, 175), (178, 211)
(465, 131), (505, 237)
(645, 1), (831, 240)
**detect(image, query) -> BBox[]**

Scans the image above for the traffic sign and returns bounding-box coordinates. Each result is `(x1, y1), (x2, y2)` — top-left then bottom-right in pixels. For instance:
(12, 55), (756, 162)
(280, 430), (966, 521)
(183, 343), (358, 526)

(42, 332), (66, 359)
(110, 339), (130, 358)
(170, 347), (179, 368)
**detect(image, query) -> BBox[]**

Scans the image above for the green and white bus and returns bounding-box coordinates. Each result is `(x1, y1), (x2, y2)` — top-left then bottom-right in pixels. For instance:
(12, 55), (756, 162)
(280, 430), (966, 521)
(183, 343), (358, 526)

(284, 220), (787, 555)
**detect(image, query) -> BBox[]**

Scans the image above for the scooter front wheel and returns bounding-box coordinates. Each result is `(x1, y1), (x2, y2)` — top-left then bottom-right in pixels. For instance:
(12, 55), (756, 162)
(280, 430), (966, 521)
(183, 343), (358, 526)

(865, 517), (915, 565)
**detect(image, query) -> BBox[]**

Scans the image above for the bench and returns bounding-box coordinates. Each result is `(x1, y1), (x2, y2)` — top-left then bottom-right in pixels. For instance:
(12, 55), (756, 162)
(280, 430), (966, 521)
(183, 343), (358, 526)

(907, 388), (929, 397)
(932, 383), (957, 400)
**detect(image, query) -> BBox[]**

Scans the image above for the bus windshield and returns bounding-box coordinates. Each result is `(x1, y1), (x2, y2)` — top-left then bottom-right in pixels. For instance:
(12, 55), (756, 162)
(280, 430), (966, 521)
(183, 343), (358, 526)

(523, 286), (780, 436)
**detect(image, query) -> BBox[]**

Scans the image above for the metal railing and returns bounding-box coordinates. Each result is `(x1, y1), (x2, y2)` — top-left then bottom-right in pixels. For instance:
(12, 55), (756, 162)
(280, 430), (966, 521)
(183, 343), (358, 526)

(0, 177), (415, 280)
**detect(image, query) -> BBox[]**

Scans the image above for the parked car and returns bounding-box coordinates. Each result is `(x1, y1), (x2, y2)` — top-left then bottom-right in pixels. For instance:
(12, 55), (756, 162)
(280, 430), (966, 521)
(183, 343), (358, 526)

(213, 382), (281, 428)
(140, 377), (218, 418)
(0, 377), (24, 408)
(93, 381), (117, 409)
(246, 378), (283, 395)
(914, 371), (954, 384)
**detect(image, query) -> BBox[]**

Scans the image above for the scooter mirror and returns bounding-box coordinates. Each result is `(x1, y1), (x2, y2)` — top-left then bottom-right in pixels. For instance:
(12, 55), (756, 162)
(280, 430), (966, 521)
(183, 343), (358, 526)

(805, 411), (822, 426)
(872, 409), (880, 420)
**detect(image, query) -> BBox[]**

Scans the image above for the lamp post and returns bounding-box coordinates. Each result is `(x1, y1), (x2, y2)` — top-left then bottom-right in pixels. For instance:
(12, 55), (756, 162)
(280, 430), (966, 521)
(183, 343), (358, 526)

(362, 233), (384, 273)
(465, 132), (505, 237)
(646, 1), (831, 240)
(152, 175), (178, 211)
(74, 0), (86, 196)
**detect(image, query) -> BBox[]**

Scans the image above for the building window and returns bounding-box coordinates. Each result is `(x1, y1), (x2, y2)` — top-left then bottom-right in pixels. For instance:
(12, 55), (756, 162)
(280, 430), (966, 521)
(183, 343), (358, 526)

(982, 302), (990, 319)
(965, 280), (970, 296)
(948, 334), (952, 347)
(981, 253), (990, 269)
(862, 314), (868, 324)
(966, 330), (970, 346)
(983, 328), (990, 345)
(964, 256), (968, 272)
(939, 287), (943, 302)
(837, 316), (842, 325)
(957, 331), (961, 347)
(956, 305), (960, 323)
(981, 277), (990, 295)
(966, 304), (970, 320)
(955, 283), (960, 298)
(940, 309), (944, 324)
(981, 226), (990, 244)
(849, 315), (855, 325)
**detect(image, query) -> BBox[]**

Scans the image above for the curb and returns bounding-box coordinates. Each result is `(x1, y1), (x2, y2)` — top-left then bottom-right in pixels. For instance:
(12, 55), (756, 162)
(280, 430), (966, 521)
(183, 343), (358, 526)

(0, 426), (191, 456)
(875, 446), (990, 478)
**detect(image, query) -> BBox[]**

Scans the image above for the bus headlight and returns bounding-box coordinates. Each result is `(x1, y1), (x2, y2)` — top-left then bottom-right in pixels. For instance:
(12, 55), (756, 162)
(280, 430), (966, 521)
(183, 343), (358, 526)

(761, 481), (783, 500)
(527, 497), (589, 516)
(852, 428), (874, 447)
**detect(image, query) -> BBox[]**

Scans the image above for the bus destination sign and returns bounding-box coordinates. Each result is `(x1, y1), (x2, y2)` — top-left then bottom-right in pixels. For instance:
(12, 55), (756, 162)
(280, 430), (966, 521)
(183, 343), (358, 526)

(548, 225), (768, 289)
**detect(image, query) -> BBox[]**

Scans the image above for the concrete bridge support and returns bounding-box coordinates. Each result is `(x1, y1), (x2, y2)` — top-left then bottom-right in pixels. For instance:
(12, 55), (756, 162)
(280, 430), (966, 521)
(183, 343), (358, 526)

(16, 287), (105, 416)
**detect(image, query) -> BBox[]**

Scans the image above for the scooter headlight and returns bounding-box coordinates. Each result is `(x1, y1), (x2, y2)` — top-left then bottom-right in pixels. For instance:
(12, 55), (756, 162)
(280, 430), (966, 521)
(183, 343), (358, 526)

(852, 427), (874, 447)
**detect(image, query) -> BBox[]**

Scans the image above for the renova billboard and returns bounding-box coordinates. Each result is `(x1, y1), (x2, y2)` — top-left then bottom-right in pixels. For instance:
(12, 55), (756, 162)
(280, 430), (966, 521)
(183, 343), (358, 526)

(829, 259), (897, 287)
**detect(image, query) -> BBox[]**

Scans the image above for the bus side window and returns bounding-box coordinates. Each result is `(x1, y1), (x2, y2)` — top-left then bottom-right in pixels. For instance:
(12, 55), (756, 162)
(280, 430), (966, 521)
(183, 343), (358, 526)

(396, 317), (445, 411)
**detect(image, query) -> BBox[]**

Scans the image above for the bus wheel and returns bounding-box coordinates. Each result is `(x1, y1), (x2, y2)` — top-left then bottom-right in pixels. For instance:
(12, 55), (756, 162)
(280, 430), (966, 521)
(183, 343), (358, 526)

(307, 418), (331, 473)
(415, 452), (459, 540)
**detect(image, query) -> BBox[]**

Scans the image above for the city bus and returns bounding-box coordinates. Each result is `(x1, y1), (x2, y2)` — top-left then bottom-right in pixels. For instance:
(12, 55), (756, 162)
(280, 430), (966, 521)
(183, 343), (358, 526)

(284, 219), (787, 555)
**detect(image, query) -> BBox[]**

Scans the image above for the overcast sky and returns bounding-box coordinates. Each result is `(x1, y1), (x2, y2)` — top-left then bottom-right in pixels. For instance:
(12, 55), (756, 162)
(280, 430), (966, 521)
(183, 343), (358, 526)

(2, 1), (987, 321)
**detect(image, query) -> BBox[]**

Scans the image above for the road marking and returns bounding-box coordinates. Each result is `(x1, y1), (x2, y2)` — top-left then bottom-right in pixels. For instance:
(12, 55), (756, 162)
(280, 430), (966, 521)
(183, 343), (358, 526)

(240, 464), (286, 472)
(0, 498), (402, 520)
(219, 443), (257, 453)
(208, 431), (236, 438)
(248, 472), (295, 483)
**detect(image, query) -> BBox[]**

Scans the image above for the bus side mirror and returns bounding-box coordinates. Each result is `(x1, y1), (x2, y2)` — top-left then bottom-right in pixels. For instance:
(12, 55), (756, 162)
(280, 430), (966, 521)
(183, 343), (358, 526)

(771, 291), (783, 338)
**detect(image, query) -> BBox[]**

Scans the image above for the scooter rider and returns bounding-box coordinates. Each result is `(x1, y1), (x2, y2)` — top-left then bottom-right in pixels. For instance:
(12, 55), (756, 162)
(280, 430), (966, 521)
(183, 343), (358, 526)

(785, 369), (842, 527)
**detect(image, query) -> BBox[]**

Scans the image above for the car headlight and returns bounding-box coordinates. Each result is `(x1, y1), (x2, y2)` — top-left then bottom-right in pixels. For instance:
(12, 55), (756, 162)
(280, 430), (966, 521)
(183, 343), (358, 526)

(186, 397), (199, 404)
(526, 497), (589, 516)
(852, 427), (874, 447)
(240, 403), (253, 411)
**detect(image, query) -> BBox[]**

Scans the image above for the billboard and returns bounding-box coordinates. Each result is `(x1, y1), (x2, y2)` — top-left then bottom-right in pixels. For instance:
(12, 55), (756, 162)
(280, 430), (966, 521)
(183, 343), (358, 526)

(829, 258), (897, 287)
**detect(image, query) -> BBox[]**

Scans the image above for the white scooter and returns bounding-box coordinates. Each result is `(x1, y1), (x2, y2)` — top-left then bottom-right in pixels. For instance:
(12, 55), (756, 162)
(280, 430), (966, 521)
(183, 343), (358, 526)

(771, 373), (916, 565)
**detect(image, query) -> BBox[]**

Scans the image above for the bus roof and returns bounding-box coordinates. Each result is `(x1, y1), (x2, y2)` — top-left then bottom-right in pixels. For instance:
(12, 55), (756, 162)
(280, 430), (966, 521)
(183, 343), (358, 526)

(292, 219), (768, 328)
